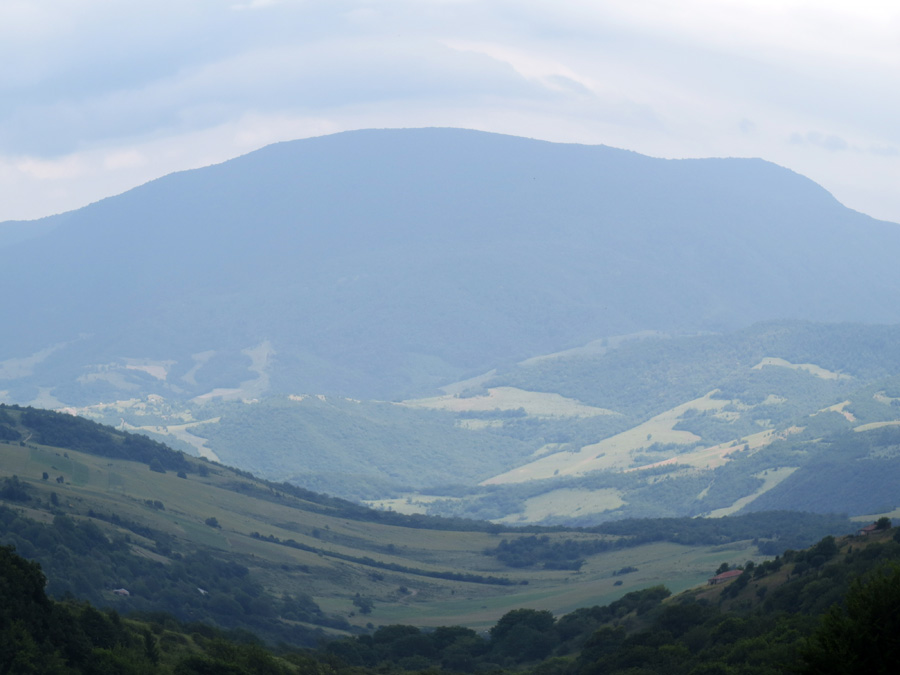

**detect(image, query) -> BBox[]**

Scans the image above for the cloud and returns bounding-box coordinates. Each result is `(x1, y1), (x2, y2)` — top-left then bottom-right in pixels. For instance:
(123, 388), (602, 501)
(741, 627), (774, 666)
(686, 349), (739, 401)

(1, 7), (560, 157)
(868, 145), (899, 157)
(102, 150), (148, 171)
(15, 155), (88, 181)
(443, 40), (597, 95)
(789, 131), (849, 152)
(232, 0), (287, 9)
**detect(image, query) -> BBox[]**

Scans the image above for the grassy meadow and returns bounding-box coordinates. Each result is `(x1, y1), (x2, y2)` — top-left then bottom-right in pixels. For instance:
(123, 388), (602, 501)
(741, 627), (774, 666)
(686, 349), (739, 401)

(1, 431), (762, 632)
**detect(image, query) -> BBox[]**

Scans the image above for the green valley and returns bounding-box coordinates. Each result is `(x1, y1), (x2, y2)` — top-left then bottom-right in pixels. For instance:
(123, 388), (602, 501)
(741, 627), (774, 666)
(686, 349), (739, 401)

(3, 465), (899, 673)
(0, 405), (853, 638)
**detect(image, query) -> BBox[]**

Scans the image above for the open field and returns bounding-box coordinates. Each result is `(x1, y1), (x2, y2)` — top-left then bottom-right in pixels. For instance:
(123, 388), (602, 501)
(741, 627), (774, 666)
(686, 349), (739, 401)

(481, 391), (731, 484)
(363, 539), (760, 629)
(495, 488), (625, 524)
(752, 357), (850, 380)
(403, 386), (618, 418)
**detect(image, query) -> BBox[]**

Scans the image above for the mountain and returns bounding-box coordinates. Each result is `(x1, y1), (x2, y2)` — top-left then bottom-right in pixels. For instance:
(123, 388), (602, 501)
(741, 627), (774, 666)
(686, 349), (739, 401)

(2, 128), (900, 408)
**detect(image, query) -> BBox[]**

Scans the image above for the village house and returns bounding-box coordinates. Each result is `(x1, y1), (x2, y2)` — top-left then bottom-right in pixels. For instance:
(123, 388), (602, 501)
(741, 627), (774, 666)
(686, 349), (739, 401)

(708, 569), (744, 585)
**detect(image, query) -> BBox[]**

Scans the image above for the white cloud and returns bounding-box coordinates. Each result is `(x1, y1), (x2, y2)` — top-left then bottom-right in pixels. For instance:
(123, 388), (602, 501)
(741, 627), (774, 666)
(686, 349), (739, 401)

(443, 40), (597, 95)
(232, 0), (288, 10)
(0, 0), (898, 223)
(15, 155), (88, 181)
(102, 150), (148, 171)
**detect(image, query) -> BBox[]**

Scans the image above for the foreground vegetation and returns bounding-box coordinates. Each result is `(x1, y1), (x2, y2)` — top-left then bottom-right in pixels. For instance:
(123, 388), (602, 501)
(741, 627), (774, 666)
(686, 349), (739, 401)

(4, 523), (900, 673)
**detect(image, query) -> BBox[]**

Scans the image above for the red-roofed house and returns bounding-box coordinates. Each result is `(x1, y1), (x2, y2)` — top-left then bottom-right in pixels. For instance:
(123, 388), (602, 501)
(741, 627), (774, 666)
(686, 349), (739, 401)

(708, 569), (744, 585)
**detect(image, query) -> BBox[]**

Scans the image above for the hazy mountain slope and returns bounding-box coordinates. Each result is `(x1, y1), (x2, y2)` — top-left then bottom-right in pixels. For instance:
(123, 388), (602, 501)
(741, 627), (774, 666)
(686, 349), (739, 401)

(2, 129), (900, 406)
(433, 322), (900, 523)
(67, 320), (900, 523)
(194, 396), (536, 499)
(485, 321), (900, 417)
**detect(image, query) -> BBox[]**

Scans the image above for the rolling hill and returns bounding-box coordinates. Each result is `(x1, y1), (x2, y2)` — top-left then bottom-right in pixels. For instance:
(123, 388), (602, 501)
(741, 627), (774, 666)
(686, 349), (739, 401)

(5, 405), (898, 675)
(0, 404), (852, 640)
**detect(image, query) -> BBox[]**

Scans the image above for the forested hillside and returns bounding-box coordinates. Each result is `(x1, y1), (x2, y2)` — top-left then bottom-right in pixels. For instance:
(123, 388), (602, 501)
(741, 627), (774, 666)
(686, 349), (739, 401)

(4, 512), (899, 673)
(320, 525), (900, 674)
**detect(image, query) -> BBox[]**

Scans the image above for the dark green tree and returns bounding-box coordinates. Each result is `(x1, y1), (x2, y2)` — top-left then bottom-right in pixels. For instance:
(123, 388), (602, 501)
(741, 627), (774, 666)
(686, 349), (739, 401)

(802, 563), (900, 674)
(490, 608), (556, 661)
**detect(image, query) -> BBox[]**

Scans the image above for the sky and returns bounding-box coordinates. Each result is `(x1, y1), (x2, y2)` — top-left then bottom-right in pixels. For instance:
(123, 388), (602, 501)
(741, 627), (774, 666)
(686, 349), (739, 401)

(1, 0), (899, 224)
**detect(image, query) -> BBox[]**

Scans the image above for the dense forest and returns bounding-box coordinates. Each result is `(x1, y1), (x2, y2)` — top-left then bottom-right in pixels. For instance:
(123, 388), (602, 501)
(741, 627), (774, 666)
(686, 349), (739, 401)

(0, 543), (326, 674)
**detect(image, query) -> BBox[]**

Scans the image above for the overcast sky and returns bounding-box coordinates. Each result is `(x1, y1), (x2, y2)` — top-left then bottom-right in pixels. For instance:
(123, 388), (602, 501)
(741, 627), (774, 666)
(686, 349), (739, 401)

(2, 0), (899, 224)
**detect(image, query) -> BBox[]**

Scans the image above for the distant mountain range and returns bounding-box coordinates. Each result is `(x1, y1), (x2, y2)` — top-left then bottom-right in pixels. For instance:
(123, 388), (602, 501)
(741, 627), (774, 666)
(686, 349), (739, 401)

(3, 128), (900, 407)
